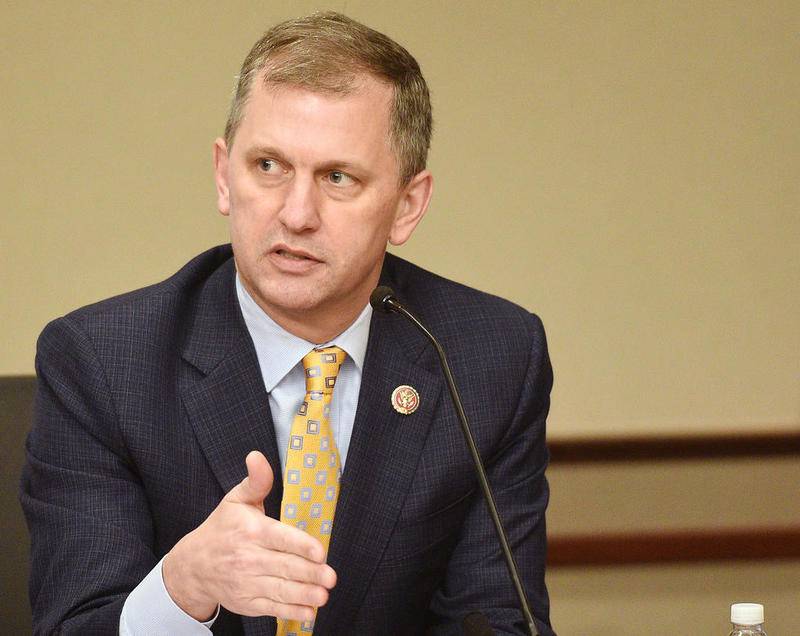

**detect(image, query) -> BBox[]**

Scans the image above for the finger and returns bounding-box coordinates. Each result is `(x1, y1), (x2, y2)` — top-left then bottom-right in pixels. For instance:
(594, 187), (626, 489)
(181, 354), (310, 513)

(245, 550), (337, 589)
(272, 552), (337, 589)
(226, 451), (274, 507)
(257, 575), (331, 608)
(232, 597), (317, 622)
(259, 517), (328, 563)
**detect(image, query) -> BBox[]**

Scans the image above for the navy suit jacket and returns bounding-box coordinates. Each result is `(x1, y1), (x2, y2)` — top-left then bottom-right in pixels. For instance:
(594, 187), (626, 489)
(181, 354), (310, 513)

(21, 245), (554, 635)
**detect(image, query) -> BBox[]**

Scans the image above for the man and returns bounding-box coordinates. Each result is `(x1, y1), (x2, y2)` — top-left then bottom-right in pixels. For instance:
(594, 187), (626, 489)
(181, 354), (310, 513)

(21, 12), (554, 635)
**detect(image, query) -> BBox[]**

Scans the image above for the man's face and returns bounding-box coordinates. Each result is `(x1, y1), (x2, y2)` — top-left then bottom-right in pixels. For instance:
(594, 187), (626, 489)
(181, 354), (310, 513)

(214, 75), (430, 340)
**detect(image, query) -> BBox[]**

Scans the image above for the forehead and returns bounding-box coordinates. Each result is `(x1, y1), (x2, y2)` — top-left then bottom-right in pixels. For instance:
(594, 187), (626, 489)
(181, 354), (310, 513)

(234, 74), (397, 172)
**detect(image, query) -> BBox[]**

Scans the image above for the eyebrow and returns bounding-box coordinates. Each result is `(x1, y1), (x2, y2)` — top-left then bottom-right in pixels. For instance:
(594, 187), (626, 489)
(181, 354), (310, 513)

(317, 160), (366, 175)
(245, 145), (369, 176)
(244, 145), (288, 163)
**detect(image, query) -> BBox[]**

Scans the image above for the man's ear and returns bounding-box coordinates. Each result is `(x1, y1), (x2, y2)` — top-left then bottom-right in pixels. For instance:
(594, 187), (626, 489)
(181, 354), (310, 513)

(389, 170), (433, 246)
(213, 137), (231, 216)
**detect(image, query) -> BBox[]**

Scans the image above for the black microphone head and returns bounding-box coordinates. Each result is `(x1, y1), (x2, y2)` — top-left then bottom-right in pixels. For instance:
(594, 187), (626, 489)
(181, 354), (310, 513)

(370, 286), (396, 313)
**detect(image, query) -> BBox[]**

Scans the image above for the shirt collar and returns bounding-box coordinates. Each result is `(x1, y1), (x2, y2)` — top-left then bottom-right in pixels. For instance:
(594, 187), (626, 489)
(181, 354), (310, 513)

(235, 273), (372, 392)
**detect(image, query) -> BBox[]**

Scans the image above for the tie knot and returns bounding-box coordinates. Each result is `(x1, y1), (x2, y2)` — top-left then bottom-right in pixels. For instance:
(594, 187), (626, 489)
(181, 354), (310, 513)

(302, 346), (347, 394)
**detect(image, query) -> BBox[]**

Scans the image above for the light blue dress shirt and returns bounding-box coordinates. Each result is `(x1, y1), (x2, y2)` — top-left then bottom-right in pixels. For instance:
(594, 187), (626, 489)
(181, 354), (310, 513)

(119, 274), (371, 635)
(237, 274), (371, 472)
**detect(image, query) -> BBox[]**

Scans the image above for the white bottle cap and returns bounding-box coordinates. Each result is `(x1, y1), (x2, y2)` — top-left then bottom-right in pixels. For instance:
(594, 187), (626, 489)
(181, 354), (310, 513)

(731, 603), (764, 625)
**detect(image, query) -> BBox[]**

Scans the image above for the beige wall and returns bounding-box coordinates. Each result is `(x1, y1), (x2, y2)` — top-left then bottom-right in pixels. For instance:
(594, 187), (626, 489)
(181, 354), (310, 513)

(3, 2), (798, 438)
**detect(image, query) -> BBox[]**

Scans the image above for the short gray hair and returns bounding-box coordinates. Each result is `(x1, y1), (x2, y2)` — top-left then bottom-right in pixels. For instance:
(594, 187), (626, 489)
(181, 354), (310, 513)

(224, 11), (432, 183)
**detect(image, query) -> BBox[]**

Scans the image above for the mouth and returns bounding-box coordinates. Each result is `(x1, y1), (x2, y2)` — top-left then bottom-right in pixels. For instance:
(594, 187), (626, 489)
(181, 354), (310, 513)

(268, 244), (323, 271)
(272, 245), (320, 261)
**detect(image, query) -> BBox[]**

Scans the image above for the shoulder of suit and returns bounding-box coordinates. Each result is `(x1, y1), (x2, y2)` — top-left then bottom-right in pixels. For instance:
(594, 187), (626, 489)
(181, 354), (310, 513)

(49, 244), (234, 331)
(382, 252), (546, 343)
(46, 247), (545, 346)
(383, 252), (543, 321)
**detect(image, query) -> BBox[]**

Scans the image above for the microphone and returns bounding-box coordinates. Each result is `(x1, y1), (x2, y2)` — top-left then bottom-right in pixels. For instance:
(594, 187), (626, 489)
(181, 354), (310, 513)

(370, 286), (540, 636)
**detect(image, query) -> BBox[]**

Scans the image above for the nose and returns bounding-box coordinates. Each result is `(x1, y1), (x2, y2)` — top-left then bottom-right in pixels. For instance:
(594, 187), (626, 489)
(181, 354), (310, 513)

(277, 173), (321, 233)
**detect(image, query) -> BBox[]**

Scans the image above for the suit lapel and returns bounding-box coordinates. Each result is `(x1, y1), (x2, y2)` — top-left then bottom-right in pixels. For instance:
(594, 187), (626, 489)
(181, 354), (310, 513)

(179, 258), (284, 517)
(315, 307), (443, 633)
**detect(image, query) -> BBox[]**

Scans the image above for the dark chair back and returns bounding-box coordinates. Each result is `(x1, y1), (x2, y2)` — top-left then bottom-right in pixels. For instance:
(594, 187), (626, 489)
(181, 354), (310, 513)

(1, 376), (35, 634)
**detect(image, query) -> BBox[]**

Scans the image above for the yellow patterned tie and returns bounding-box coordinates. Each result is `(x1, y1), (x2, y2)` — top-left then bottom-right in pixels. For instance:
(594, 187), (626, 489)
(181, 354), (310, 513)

(277, 346), (346, 636)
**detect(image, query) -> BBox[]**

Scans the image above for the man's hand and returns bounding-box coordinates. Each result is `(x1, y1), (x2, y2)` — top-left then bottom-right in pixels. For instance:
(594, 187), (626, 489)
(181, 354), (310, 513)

(163, 450), (337, 622)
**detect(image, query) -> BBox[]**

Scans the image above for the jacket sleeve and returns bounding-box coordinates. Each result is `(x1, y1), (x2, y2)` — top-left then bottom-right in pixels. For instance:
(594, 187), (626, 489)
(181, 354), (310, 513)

(427, 313), (555, 636)
(20, 316), (158, 635)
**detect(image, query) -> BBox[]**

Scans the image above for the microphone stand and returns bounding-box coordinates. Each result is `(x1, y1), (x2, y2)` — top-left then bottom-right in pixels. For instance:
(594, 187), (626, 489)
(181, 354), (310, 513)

(371, 287), (539, 636)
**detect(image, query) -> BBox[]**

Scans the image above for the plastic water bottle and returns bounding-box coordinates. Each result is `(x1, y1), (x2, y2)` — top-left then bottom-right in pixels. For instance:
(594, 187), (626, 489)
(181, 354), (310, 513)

(729, 603), (766, 636)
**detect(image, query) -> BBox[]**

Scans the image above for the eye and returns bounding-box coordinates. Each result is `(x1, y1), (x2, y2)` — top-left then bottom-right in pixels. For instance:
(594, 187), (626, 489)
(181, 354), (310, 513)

(327, 170), (355, 186)
(258, 158), (281, 173)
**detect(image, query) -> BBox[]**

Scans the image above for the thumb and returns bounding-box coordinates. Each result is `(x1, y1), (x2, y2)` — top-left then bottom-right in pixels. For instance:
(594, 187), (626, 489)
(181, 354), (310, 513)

(226, 450), (274, 507)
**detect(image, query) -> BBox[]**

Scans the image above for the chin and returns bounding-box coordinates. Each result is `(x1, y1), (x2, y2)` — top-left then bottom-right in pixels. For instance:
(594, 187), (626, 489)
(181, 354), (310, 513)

(255, 284), (328, 315)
